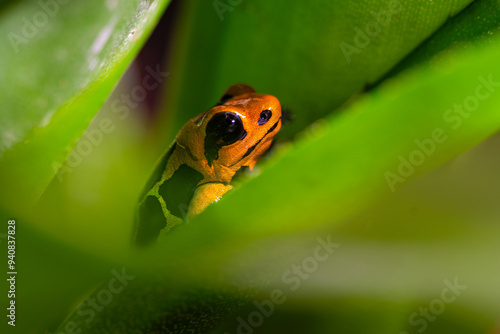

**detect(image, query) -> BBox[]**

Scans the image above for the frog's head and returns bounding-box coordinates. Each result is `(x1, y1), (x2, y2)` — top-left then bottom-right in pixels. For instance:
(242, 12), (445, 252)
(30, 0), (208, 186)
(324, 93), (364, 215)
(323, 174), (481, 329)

(196, 84), (282, 169)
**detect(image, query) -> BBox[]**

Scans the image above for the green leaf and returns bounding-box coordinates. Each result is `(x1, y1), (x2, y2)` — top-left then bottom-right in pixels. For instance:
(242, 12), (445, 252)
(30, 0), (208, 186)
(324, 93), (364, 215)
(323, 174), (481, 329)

(380, 0), (500, 83)
(0, 0), (170, 210)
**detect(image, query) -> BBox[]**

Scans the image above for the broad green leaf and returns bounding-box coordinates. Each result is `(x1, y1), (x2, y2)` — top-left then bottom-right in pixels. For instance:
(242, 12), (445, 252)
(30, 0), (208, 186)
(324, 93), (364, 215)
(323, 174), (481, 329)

(380, 0), (500, 82)
(0, 0), (170, 210)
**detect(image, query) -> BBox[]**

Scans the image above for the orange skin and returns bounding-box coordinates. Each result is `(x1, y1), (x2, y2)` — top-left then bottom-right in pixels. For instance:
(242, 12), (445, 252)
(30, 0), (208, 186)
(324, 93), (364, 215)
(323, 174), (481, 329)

(135, 84), (282, 244)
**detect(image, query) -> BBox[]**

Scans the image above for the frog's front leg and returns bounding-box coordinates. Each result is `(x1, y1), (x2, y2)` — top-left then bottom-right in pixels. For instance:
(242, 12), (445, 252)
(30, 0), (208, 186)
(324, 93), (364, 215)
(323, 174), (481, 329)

(187, 183), (232, 219)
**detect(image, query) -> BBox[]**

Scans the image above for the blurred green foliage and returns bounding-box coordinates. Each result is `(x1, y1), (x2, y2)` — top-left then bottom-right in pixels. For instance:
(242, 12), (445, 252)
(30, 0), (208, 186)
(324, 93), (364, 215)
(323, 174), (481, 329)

(0, 0), (170, 208)
(0, 0), (499, 333)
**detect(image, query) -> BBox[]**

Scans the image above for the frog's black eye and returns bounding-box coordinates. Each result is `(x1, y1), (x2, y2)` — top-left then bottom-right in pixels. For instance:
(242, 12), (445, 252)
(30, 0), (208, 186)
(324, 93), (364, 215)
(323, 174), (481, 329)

(258, 109), (272, 126)
(204, 112), (247, 166)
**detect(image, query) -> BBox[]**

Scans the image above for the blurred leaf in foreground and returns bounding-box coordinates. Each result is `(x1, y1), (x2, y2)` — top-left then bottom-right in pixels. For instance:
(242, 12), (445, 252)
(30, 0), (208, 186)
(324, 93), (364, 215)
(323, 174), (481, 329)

(0, 0), (170, 210)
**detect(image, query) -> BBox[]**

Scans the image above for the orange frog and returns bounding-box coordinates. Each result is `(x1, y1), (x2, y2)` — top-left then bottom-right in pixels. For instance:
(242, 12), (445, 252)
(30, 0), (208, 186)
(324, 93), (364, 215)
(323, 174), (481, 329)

(134, 84), (282, 245)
